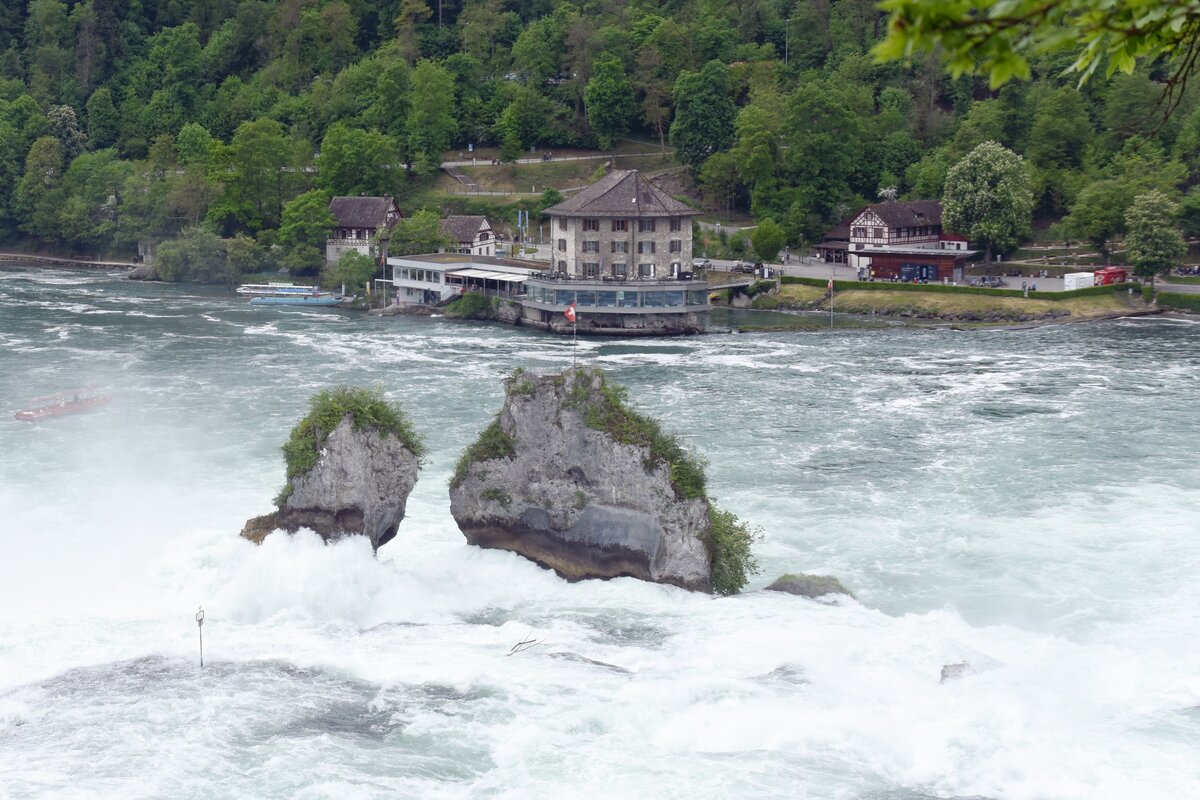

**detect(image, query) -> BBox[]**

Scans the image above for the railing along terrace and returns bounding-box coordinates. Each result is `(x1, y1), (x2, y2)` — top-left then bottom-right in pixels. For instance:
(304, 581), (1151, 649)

(530, 271), (705, 285)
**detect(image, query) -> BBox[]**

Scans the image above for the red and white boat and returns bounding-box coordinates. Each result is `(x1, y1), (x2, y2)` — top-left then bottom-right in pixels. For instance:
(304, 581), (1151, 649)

(14, 388), (111, 422)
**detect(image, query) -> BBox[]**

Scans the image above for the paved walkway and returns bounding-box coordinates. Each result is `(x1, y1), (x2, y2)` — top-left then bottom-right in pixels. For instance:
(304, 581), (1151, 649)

(441, 151), (669, 169)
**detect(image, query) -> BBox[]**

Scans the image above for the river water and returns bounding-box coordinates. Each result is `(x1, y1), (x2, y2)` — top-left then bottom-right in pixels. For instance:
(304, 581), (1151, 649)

(0, 265), (1197, 799)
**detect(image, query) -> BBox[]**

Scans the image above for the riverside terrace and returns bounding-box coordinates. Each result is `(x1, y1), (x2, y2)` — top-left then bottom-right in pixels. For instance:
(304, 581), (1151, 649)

(510, 272), (711, 335)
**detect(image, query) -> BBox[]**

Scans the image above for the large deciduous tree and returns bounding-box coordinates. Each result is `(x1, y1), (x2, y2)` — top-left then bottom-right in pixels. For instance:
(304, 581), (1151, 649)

(317, 124), (399, 197)
(278, 188), (335, 275)
(584, 54), (634, 150)
(942, 141), (1033, 264)
(670, 60), (735, 174)
(407, 59), (456, 176)
(1125, 190), (1187, 286)
(751, 218), (786, 263)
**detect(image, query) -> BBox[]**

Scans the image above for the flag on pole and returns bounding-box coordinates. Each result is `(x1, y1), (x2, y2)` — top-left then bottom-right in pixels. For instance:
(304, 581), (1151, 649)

(564, 303), (577, 323)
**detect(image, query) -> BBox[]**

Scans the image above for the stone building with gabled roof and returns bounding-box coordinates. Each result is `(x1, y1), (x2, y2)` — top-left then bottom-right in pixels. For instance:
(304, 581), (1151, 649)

(542, 169), (697, 280)
(439, 215), (497, 257)
(326, 196), (402, 265)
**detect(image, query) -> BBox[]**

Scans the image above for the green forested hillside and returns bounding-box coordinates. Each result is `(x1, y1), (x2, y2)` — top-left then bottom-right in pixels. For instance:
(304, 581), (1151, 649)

(1, 0), (1198, 274)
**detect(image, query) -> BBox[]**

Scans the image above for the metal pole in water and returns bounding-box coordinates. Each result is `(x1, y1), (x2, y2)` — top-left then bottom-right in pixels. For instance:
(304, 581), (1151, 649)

(196, 606), (205, 667)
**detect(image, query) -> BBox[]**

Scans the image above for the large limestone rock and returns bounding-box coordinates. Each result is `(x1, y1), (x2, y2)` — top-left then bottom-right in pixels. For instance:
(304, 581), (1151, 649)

(242, 415), (420, 551)
(449, 368), (715, 591)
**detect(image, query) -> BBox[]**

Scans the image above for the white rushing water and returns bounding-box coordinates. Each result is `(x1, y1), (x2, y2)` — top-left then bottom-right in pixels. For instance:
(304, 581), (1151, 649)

(1, 266), (1198, 799)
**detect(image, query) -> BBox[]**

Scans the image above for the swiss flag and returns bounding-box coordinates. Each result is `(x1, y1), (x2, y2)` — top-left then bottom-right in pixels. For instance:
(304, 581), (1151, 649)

(564, 303), (577, 323)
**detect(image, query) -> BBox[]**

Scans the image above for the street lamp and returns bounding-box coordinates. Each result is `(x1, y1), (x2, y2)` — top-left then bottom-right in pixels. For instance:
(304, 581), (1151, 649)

(785, 17), (793, 66)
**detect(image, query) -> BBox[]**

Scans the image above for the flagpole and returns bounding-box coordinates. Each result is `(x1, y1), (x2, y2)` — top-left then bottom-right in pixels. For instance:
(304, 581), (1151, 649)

(572, 291), (578, 367)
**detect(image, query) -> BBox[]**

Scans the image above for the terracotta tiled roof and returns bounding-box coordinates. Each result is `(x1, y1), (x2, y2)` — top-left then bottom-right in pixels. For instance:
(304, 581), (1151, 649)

(440, 215), (489, 243)
(328, 196), (398, 229)
(544, 169), (695, 218)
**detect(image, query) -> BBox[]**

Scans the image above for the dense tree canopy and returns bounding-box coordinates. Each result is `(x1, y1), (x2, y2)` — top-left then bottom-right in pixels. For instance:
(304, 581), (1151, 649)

(0, 0), (1193, 276)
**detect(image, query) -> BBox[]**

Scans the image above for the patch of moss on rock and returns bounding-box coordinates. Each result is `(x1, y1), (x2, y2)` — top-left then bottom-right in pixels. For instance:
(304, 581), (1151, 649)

(565, 367), (708, 501)
(450, 415), (517, 488)
(277, 386), (425, 507)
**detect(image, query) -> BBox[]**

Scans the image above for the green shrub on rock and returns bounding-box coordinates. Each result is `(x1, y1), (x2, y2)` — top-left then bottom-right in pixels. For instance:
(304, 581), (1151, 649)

(708, 506), (760, 596)
(446, 291), (498, 319)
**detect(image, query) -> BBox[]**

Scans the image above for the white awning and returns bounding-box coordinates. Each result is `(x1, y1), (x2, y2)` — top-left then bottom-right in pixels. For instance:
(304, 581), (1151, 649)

(450, 268), (528, 282)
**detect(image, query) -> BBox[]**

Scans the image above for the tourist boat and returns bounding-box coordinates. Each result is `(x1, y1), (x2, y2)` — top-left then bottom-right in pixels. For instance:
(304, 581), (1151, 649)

(14, 388), (111, 422)
(236, 283), (346, 306)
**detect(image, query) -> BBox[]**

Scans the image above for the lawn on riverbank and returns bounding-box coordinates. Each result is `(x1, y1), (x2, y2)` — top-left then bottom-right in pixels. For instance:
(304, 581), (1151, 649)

(753, 283), (1143, 322)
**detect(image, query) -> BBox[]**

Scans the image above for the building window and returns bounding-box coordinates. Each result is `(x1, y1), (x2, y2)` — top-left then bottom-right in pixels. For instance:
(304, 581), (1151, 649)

(853, 227), (864, 238)
(559, 218), (568, 231)
(639, 263), (655, 277)
(670, 218), (681, 232)
(557, 239), (566, 251)
(612, 219), (627, 232)
(583, 262), (600, 278)
(584, 218), (599, 231)
(611, 241), (628, 253)
(637, 241), (656, 254)
(583, 240), (599, 253)
(479, 231), (488, 241)
(669, 240), (682, 253)
(638, 219), (656, 233)
(612, 262), (627, 277)
(873, 227), (883, 238)
(557, 259), (567, 272)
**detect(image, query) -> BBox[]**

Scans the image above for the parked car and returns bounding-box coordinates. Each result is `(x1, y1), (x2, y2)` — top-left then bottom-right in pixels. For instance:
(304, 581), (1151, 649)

(733, 261), (757, 274)
(692, 259), (712, 270)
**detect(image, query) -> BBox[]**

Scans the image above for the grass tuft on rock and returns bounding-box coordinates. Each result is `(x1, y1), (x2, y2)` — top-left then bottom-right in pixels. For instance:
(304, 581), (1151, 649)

(450, 415), (517, 488)
(276, 386), (425, 507)
(569, 368), (708, 501)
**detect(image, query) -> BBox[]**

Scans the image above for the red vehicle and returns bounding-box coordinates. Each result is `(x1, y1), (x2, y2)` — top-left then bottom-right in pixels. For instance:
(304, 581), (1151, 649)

(14, 388), (111, 422)
(1094, 267), (1128, 285)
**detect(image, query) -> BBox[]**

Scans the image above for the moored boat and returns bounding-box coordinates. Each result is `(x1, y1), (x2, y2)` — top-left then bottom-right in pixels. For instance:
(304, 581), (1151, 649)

(237, 283), (346, 306)
(14, 388), (111, 422)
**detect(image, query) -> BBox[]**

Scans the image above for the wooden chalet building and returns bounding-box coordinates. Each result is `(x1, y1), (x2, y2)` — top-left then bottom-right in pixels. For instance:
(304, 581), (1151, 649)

(326, 196), (402, 265)
(439, 215), (497, 257)
(815, 200), (975, 282)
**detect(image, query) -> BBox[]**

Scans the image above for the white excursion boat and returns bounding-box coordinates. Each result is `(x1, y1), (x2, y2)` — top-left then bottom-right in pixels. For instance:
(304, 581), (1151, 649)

(236, 283), (345, 306)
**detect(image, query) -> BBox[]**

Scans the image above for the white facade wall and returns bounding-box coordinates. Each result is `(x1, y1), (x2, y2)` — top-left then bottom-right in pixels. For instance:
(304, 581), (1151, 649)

(551, 215), (692, 278)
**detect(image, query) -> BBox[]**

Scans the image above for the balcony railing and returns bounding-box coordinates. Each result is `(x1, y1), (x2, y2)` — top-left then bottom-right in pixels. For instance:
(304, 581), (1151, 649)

(528, 271), (705, 286)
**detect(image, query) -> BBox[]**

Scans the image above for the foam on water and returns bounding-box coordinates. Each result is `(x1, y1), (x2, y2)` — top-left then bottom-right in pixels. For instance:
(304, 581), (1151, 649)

(1, 267), (1198, 798)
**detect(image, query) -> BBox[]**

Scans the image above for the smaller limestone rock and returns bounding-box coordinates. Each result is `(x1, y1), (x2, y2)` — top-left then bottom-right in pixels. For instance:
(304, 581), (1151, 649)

(764, 573), (854, 600)
(128, 264), (158, 281)
(242, 387), (424, 551)
(940, 661), (977, 683)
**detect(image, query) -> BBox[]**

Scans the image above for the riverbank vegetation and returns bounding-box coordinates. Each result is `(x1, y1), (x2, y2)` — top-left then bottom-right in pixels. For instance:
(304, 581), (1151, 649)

(2, 1), (1198, 279)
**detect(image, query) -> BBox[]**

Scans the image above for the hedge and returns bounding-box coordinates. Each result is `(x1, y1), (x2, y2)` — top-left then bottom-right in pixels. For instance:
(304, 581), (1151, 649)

(780, 276), (1128, 301)
(1157, 291), (1200, 312)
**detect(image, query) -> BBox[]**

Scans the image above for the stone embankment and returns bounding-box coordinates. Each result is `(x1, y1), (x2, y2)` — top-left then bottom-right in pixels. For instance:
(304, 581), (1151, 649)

(448, 367), (756, 593)
(243, 389), (423, 550)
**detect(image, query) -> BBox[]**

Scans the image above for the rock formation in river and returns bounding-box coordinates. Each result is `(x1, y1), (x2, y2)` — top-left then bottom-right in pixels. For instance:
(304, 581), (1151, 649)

(448, 367), (757, 593)
(764, 573), (854, 600)
(242, 387), (424, 550)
